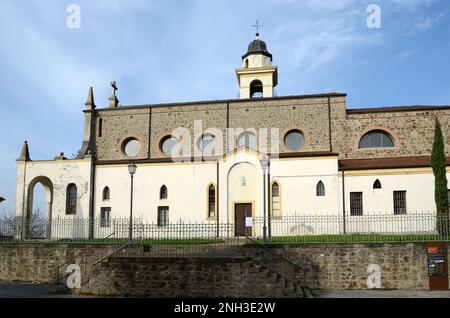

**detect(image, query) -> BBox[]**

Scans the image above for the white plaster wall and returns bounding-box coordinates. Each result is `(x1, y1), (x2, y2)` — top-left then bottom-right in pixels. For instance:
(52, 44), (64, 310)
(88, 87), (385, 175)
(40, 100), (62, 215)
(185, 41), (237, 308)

(218, 149), (265, 225)
(15, 159), (92, 239)
(267, 157), (341, 236)
(15, 159), (92, 219)
(344, 171), (450, 213)
(238, 72), (274, 98)
(342, 170), (450, 234)
(242, 54), (272, 68)
(95, 162), (217, 223)
(269, 157), (341, 215)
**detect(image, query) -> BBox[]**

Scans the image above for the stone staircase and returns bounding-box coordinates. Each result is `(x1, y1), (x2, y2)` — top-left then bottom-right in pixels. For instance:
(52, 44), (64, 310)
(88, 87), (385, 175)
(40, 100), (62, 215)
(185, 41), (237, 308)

(240, 258), (313, 298)
(75, 252), (313, 297)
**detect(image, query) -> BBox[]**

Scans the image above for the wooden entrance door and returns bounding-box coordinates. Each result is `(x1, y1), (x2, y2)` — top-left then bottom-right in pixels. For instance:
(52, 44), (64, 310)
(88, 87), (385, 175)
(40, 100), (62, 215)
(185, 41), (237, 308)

(235, 203), (252, 237)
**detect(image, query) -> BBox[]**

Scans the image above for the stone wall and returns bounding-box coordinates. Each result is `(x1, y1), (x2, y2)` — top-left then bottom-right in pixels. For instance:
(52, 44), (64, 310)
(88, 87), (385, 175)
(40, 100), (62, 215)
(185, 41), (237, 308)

(0, 244), (116, 283)
(79, 256), (305, 297)
(336, 109), (450, 159)
(93, 95), (340, 161)
(241, 243), (432, 290)
(0, 243), (448, 296)
(92, 95), (450, 162)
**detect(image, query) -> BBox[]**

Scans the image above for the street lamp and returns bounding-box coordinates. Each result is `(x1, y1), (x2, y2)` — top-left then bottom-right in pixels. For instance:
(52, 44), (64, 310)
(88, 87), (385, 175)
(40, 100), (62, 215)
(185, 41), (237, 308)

(128, 162), (137, 242)
(260, 155), (269, 243)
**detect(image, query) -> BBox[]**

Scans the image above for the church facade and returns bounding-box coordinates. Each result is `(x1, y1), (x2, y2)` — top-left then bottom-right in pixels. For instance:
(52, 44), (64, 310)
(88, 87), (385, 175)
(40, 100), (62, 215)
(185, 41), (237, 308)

(15, 35), (450, 239)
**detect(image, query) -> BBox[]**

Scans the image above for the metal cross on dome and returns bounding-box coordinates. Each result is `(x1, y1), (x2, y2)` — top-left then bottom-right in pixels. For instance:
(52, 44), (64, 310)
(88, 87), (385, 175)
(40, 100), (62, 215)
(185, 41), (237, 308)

(251, 20), (263, 36)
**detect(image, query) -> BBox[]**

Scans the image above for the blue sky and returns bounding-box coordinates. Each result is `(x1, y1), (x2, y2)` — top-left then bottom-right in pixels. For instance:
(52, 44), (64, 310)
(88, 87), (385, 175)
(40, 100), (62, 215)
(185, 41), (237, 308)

(0, 0), (449, 213)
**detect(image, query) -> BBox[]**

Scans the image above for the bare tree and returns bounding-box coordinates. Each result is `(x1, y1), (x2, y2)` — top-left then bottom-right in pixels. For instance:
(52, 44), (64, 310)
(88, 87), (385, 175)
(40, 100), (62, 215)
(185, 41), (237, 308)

(0, 209), (15, 238)
(0, 209), (46, 239)
(29, 208), (46, 239)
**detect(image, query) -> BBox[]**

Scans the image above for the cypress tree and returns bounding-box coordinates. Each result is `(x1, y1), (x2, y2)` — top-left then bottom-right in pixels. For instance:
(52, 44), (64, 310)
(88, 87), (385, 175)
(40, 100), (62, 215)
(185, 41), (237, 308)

(431, 118), (449, 236)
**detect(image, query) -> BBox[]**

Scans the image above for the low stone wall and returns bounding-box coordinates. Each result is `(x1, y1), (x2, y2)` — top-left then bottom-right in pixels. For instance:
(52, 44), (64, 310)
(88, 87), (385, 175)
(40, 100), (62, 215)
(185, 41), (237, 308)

(240, 243), (432, 290)
(79, 257), (292, 297)
(0, 243), (448, 295)
(0, 244), (117, 283)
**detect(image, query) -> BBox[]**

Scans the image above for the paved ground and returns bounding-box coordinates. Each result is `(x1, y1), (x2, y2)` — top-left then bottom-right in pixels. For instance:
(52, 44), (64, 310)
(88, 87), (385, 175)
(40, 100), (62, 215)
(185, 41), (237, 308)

(0, 282), (78, 298)
(315, 289), (450, 298)
(1, 282), (450, 298)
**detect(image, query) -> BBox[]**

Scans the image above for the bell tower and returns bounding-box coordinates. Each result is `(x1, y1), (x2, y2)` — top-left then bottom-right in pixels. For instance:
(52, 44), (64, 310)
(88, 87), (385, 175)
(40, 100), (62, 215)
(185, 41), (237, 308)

(236, 31), (278, 99)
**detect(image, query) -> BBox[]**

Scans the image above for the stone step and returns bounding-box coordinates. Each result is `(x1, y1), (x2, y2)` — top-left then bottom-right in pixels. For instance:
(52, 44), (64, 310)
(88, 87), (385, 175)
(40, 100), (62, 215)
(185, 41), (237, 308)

(284, 280), (295, 295)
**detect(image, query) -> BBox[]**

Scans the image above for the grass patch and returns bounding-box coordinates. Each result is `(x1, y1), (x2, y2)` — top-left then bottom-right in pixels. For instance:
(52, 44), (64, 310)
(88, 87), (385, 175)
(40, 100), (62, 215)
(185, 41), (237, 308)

(0, 238), (225, 245)
(260, 234), (450, 244)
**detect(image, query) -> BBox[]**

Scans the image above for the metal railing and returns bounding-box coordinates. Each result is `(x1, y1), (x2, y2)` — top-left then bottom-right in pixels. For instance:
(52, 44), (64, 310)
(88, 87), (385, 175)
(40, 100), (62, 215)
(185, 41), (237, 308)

(0, 212), (449, 245)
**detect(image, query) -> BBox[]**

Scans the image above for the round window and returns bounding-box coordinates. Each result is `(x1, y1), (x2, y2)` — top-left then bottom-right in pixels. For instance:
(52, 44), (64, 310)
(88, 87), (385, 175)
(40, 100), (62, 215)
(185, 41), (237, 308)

(160, 136), (178, 156)
(123, 138), (141, 157)
(284, 130), (305, 150)
(237, 132), (257, 150)
(198, 134), (216, 155)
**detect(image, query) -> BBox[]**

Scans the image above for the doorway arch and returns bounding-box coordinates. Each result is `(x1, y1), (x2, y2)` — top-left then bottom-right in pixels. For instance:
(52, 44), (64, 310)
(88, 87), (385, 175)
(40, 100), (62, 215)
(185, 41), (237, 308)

(227, 162), (261, 236)
(26, 176), (53, 239)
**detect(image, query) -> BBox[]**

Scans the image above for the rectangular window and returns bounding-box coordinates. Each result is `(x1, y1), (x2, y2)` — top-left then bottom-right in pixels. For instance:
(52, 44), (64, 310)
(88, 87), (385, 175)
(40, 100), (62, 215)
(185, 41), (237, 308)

(350, 192), (363, 216)
(157, 206), (169, 226)
(100, 207), (111, 227)
(393, 191), (407, 215)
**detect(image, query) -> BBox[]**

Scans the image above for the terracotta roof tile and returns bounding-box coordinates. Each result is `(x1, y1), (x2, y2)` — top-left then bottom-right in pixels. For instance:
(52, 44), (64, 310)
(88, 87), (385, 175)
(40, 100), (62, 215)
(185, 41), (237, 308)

(347, 105), (450, 114)
(339, 156), (450, 171)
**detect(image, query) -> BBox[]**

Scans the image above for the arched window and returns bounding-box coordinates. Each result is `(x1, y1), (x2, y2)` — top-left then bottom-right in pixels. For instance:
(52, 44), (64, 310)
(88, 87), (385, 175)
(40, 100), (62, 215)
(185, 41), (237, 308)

(160, 185), (167, 199)
(316, 181), (325, 197)
(250, 80), (263, 98)
(271, 182), (281, 217)
(359, 130), (394, 148)
(373, 179), (382, 189)
(66, 183), (77, 215)
(237, 131), (257, 150)
(244, 59), (249, 68)
(208, 184), (216, 218)
(102, 186), (110, 201)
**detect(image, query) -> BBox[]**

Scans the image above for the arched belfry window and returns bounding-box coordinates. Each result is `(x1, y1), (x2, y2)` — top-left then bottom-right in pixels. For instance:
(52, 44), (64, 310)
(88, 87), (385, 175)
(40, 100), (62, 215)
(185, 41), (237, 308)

(316, 181), (325, 197)
(160, 185), (167, 199)
(359, 130), (394, 148)
(66, 183), (77, 215)
(244, 59), (249, 68)
(271, 182), (281, 217)
(208, 184), (216, 219)
(250, 80), (263, 98)
(373, 179), (382, 189)
(102, 186), (110, 201)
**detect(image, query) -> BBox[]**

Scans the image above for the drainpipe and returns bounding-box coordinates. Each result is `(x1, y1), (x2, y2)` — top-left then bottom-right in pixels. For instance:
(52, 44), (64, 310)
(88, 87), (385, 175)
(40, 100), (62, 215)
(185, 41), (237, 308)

(88, 158), (96, 239)
(342, 168), (346, 234)
(216, 161), (219, 238)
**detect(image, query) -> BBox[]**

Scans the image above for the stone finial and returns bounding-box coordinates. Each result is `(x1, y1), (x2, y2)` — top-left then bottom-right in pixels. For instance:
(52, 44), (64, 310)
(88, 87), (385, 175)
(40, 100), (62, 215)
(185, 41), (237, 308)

(54, 152), (67, 160)
(85, 86), (96, 110)
(16, 141), (31, 161)
(108, 81), (119, 108)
